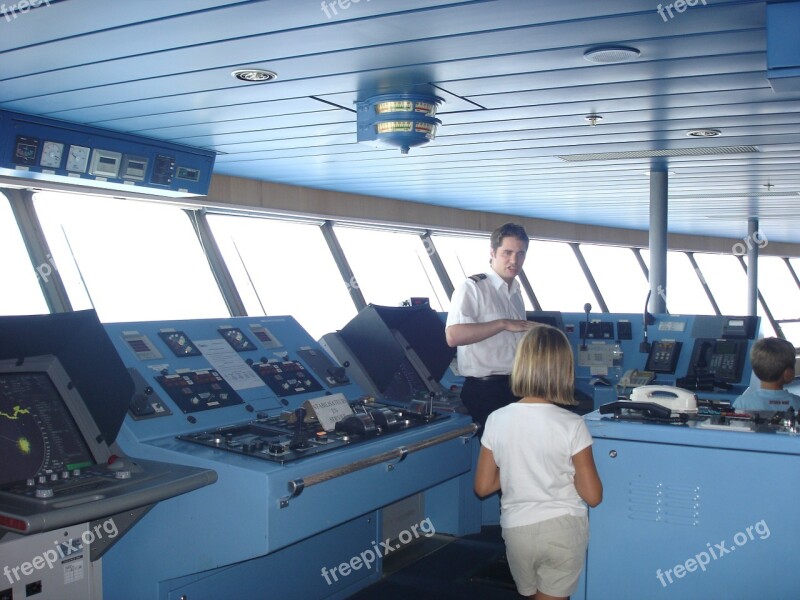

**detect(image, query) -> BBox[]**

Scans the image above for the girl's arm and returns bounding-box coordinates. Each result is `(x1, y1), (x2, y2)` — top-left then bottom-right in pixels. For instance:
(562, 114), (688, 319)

(573, 446), (603, 507)
(474, 446), (501, 497)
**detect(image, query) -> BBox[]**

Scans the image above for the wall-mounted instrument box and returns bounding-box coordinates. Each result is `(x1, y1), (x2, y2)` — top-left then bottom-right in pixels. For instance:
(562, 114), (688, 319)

(0, 110), (215, 197)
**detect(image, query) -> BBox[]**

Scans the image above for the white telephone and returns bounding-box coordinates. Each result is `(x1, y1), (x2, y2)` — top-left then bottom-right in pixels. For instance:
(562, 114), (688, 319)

(618, 369), (655, 388)
(630, 385), (697, 414)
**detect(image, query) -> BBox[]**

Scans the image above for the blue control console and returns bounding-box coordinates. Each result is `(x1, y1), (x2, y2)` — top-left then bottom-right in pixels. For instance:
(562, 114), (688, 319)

(101, 313), (477, 600)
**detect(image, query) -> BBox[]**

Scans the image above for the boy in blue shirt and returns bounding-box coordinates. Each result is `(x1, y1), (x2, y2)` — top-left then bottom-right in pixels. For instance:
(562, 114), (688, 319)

(734, 337), (800, 412)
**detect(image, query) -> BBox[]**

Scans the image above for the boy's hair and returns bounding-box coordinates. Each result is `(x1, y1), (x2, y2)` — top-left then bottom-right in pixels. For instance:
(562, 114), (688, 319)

(511, 325), (575, 405)
(750, 337), (796, 382)
(490, 223), (529, 252)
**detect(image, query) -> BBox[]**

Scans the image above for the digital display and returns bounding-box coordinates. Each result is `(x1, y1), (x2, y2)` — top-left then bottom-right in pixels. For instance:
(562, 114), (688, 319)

(176, 166), (200, 182)
(0, 372), (95, 486)
(119, 155), (148, 181)
(715, 340), (736, 355)
(89, 149), (122, 178)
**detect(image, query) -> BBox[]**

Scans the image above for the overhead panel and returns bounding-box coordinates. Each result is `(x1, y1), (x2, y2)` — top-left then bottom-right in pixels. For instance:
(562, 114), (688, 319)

(0, 110), (215, 197)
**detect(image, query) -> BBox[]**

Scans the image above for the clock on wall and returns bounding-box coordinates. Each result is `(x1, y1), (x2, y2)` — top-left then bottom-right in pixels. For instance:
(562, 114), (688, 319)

(65, 144), (90, 173)
(39, 141), (64, 169)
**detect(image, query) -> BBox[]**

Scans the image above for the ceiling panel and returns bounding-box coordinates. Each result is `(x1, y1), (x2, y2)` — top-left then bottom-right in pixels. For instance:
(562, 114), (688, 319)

(1, 0), (798, 242)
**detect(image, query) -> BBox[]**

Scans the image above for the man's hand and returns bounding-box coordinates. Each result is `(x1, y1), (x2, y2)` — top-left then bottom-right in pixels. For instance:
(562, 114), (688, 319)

(446, 319), (536, 347)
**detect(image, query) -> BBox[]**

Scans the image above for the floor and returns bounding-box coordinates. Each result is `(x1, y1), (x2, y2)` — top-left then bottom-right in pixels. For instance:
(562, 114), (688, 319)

(348, 525), (523, 599)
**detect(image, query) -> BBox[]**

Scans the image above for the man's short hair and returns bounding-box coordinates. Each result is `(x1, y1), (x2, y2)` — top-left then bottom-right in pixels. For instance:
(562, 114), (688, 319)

(750, 337), (796, 382)
(490, 223), (529, 252)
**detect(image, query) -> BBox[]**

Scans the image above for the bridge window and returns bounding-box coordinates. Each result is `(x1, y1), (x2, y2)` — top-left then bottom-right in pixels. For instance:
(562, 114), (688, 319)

(691, 253), (748, 316)
(334, 225), (449, 312)
(207, 214), (356, 340)
(580, 244), (648, 313)
(0, 193), (49, 316)
(32, 192), (228, 322)
(525, 241), (594, 312)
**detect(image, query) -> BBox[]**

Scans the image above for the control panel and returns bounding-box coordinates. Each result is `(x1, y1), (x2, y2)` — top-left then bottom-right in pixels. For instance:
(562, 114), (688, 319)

(179, 400), (444, 464)
(0, 109), (215, 197)
(532, 311), (759, 407)
(99, 312), (476, 600)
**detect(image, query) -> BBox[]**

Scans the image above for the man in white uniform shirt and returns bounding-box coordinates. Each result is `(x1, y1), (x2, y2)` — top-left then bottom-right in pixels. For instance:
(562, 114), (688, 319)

(445, 223), (537, 431)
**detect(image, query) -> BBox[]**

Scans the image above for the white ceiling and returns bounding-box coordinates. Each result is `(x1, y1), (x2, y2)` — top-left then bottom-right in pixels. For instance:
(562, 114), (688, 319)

(2, 0), (799, 241)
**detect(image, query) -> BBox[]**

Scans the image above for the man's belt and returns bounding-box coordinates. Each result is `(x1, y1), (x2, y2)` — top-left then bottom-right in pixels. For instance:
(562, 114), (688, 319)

(465, 374), (510, 382)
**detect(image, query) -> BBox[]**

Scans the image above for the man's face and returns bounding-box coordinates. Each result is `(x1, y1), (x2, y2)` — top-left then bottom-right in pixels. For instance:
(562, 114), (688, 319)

(490, 236), (527, 284)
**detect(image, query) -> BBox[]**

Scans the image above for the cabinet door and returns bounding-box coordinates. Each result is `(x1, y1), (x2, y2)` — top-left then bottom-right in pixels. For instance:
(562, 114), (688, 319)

(587, 437), (800, 599)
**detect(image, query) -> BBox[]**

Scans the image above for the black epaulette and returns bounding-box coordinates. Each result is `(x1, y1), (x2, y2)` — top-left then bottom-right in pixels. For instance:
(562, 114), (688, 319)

(468, 273), (487, 283)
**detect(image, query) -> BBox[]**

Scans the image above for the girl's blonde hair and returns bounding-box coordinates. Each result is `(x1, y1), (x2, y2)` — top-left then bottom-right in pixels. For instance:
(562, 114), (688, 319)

(511, 325), (575, 405)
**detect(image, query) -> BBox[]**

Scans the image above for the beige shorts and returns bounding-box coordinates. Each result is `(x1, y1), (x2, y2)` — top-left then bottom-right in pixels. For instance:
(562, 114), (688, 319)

(502, 514), (589, 597)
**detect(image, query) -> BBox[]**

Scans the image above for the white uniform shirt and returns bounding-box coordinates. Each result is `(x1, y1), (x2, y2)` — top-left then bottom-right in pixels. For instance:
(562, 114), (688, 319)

(482, 402), (593, 529)
(446, 269), (526, 377)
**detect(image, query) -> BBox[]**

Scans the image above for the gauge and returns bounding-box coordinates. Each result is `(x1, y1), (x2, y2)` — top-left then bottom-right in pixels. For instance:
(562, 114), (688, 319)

(39, 141), (64, 169)
(65, 145), (90, 173)
(13, 136), (39, 166)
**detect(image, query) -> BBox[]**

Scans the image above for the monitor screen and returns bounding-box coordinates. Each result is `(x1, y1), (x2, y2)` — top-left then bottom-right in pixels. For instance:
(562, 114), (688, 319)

(0, 361), (97, 487)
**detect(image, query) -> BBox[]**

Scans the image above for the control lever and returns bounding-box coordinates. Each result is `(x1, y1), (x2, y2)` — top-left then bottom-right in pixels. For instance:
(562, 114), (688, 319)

(289, 407), (309, 449)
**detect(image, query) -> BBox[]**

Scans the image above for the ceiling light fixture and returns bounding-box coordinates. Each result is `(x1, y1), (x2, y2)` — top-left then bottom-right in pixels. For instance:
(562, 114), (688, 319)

(356, 93), (443, 154)
(585, 114), (603, 126)
(231, 69), (278, 83)
(686, 128), (721, 138)
(583, 46), (641, 64)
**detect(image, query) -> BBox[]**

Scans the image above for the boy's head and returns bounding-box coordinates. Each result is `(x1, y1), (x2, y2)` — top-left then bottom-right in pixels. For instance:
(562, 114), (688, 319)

(750, 337), (796, 384)
(511, 324), (575, 405)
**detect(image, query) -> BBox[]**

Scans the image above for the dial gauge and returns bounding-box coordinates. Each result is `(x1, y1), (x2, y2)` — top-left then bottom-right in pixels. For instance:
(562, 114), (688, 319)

(39, 141), (64, 169)
(65, 145), (90, 173)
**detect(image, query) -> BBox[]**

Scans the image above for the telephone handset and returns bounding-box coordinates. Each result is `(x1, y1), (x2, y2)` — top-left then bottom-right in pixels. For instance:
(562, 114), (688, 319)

(619, 369), (656, 388)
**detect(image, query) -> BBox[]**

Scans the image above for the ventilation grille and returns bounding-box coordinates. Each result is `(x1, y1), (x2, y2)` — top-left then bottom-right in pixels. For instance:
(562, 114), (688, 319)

(628, 478), (700, 527)
(671, 191), (800, 199)
(558, 146), (759, 162)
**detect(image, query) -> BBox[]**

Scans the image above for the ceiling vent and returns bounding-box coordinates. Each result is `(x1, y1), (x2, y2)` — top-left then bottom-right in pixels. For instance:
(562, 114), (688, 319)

(356, 94), (443, 154)
(558, 146), (759, 162)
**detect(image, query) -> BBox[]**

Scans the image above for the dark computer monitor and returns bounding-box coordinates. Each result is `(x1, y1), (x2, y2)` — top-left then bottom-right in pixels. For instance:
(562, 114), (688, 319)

(0, 355), (108, 487)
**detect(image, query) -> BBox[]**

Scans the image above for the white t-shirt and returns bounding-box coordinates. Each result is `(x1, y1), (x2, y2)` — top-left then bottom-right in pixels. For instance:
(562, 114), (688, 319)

(445, 269), (526, 377)
(482, 402), (594, 529)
